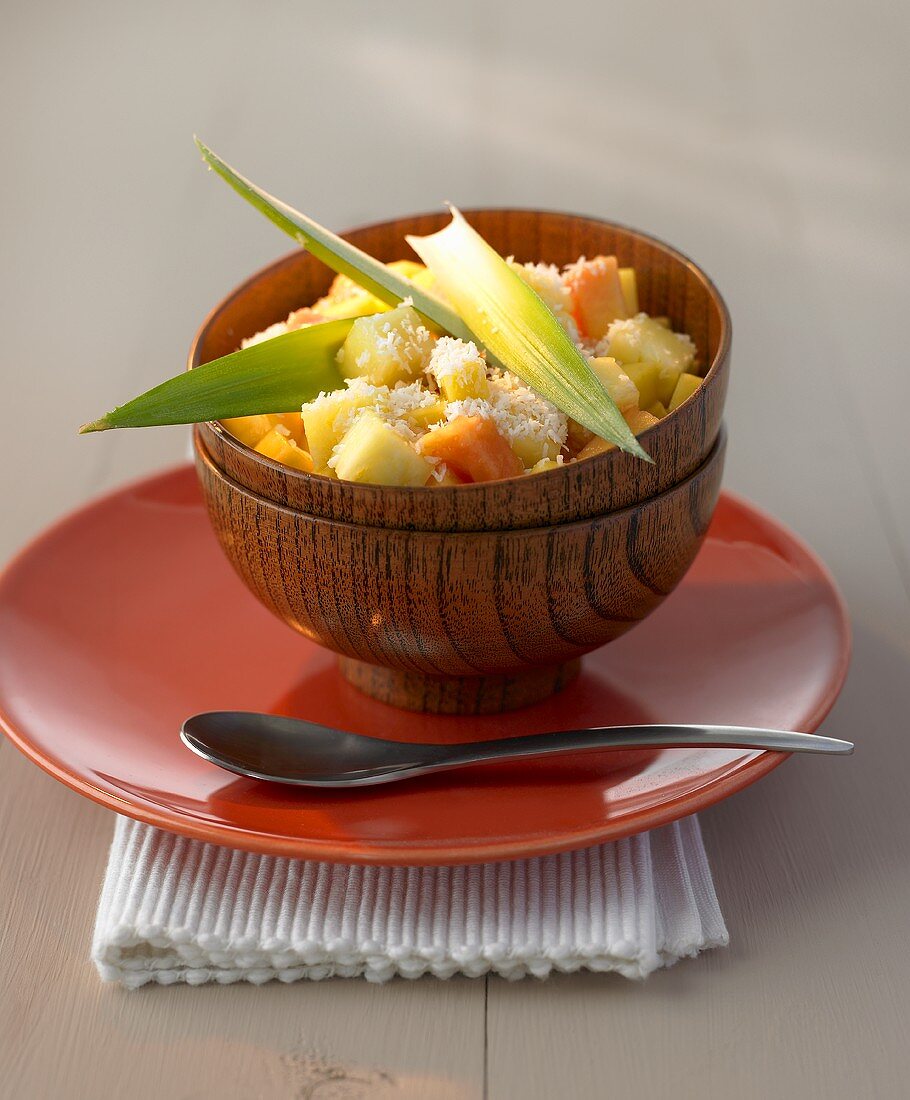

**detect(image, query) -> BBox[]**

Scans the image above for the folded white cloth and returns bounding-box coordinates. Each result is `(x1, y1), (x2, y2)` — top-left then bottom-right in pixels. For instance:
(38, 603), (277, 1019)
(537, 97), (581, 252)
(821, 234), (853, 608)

(93, 815), (727, 988)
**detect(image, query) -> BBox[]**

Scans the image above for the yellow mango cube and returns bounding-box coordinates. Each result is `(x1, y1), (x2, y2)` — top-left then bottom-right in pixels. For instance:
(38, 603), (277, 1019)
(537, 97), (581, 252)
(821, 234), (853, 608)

(220, 414), (275, 449)
(618, 267), (639, 315)
(254, 428), (314, 472)
(331, 410), (432, 487)
(270, 412), (307, 447)
(646, 400), (668, 419)
(623, 361), (662, 410)
(668, 372), (703, 411)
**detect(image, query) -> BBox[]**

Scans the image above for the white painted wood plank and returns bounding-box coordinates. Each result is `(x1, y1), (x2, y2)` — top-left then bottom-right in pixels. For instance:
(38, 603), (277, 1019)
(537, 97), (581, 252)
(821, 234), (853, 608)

(483, 0), (910, 1094)
(0, 750), (484, 1100)
(487, 618), (910, 1099)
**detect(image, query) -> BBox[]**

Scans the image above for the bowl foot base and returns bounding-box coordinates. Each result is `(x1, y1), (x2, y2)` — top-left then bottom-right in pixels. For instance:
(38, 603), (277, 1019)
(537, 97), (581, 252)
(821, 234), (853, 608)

(338, 657), (581, 715)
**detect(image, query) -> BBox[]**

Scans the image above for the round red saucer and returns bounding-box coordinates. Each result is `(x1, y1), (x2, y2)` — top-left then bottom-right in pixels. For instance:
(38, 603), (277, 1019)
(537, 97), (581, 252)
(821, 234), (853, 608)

(0, 466), (850, 864)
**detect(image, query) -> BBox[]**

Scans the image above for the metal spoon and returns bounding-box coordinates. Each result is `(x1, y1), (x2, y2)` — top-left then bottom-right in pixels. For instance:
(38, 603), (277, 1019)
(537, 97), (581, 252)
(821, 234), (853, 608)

(180, 712), (853, 788)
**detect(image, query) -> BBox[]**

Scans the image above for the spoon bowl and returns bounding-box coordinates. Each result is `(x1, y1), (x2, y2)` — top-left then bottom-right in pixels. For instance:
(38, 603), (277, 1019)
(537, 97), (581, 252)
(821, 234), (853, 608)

(181, 711), (853, 788)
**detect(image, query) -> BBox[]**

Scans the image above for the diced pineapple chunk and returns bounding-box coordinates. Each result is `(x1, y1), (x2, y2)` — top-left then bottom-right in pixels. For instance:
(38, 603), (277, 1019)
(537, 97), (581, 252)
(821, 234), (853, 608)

(564, 256), (628, 339)
(618, 268), (639, 316)
(428, 337), (489, 401)
(254, 428), (314, 473)
(646, 400), (668, 419)
(220, 414), (275, 448)
(301, 386), (375, 470)
(656, 365), (683, 406)
(668, 372), (703, 411)
(588, 357), (639, 412)
(623, 361), (662, 410)
(330, 410), (432, 487)
(338, 304), (434, 387)
(441, 358), (488, 402)
(511, 433), (561, 468)
(606, 316), (695, 373)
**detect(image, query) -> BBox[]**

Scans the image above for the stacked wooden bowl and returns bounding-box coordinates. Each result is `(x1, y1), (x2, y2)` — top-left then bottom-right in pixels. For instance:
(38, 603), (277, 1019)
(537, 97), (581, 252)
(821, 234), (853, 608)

(193, 210), (731, 715)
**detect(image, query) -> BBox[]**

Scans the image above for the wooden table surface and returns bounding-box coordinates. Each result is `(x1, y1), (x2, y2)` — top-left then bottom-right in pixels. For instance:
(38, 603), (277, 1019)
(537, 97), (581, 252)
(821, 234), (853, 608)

(2, 2), (908, 1096)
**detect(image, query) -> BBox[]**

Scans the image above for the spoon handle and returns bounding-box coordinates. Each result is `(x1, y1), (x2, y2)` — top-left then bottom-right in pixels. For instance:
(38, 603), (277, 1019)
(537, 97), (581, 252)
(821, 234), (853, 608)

(431, 725), (853, 768)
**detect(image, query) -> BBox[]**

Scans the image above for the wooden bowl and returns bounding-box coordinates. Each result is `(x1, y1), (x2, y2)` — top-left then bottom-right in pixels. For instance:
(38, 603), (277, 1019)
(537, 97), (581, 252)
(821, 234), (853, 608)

(194, 426), (726, 714)
(193, 209), (731, 532)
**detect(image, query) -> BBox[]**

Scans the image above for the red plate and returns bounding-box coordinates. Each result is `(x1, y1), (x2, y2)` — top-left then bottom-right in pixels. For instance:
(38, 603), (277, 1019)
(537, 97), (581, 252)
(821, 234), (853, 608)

(0, 466), (849, 864)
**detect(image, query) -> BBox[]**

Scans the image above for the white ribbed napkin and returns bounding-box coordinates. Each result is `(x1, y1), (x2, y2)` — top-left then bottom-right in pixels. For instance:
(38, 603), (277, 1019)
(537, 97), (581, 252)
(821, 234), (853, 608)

(92, 815), (727, 988)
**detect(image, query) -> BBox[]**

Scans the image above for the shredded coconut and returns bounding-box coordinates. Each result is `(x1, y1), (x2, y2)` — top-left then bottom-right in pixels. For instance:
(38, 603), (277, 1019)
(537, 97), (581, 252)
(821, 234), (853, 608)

(605, 313), (697, 357)
(590, 334), (613, 358)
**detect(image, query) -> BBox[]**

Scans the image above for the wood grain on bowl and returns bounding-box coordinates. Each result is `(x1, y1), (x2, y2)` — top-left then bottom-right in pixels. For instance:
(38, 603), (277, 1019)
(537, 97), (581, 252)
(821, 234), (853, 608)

(194, 427), (726, 714)
(193, 210), (730, 532)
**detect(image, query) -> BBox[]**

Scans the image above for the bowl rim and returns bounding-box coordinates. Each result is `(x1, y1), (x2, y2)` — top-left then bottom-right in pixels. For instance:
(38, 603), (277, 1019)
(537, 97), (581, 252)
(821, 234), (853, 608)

(189, 207), (732, 494)
(194, 420), (727, 538)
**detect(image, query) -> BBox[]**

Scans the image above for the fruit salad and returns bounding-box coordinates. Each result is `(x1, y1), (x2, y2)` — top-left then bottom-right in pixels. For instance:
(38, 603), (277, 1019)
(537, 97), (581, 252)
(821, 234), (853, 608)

(221, 256), (704, 487)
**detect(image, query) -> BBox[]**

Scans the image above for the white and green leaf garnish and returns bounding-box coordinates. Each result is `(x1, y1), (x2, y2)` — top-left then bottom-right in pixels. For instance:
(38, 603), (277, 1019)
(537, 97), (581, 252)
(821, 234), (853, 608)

(407, 208), (651, 460)
(81, 145), (653, 462)
(195, 138), (474, 344)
